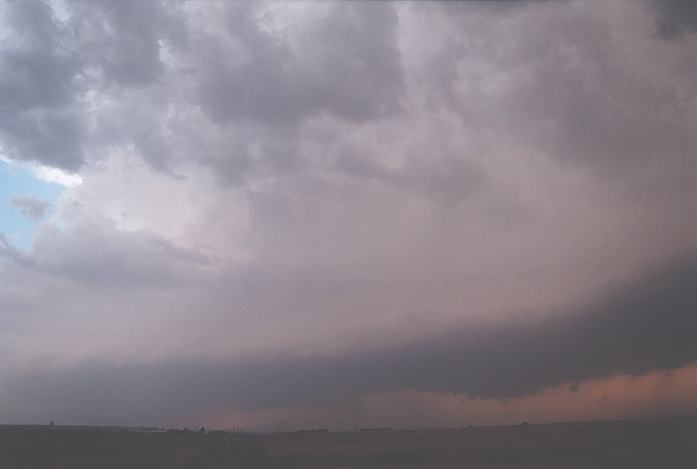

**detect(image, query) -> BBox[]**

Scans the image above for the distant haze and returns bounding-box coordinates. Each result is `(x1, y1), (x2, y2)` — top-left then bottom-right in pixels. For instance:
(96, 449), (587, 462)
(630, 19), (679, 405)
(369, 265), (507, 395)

(0, 0), (695, 430)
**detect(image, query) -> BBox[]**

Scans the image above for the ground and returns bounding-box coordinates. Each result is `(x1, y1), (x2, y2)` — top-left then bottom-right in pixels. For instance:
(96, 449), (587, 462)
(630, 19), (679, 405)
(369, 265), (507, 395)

(0, 416), (695, 468)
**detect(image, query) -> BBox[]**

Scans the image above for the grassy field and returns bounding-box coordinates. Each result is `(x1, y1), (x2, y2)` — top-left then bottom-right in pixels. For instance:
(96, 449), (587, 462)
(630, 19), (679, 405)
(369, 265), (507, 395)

(0, 416), (695, 468)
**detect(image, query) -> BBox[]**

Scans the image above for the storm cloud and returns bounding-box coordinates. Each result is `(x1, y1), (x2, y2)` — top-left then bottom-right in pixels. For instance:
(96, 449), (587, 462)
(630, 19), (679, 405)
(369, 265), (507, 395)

(0, 0), (695, 428)
(1, 254), (695, 425)
(651, 0), (697, 39)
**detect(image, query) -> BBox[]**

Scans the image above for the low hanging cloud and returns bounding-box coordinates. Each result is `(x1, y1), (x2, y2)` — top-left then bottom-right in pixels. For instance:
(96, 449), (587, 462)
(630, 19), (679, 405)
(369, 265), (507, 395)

(2, 255), (694, 425)
(10, 195), (51, 220)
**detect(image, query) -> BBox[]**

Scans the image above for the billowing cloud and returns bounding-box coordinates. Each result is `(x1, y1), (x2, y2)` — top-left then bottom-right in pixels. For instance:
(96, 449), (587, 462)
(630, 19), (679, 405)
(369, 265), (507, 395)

(195, 2), (403, 125)
(0, 0), (84, 170)
(67, 0), (183, 87)
(0, 0), (694, 428)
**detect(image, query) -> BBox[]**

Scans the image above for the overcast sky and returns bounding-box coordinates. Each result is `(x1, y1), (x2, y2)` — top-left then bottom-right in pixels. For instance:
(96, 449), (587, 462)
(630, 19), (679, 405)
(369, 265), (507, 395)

(0, 0), (695, 430)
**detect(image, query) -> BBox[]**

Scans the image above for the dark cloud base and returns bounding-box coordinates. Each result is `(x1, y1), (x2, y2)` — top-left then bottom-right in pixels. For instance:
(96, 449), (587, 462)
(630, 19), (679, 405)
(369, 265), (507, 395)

(5, 254), (695, 425)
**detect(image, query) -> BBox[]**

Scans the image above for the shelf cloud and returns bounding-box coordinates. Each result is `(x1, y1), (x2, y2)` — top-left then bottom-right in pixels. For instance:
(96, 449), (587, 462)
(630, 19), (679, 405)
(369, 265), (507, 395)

(0, 0), (694, 428)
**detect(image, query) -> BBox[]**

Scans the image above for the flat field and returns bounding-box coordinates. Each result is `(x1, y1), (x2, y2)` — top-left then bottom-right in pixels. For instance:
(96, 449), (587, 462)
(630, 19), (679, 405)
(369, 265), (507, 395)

(0, 417), (694, 468)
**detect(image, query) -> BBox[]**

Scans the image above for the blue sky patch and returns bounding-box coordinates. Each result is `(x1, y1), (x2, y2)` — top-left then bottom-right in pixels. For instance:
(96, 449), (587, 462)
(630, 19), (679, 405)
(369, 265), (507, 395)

(0, 160), (65, 251)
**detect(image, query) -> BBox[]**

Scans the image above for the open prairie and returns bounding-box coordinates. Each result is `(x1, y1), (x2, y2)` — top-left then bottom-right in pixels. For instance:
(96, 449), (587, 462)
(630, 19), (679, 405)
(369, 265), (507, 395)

(1, 417), (695, 468)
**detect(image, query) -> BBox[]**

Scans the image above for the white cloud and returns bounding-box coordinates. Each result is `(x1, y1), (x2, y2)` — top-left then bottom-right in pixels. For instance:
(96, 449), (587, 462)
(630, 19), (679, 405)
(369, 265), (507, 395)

(33, 163), (82, 187)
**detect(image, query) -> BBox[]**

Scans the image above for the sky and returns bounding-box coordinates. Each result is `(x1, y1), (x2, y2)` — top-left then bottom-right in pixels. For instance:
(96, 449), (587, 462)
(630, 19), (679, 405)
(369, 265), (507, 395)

(0, 0), (695, 430)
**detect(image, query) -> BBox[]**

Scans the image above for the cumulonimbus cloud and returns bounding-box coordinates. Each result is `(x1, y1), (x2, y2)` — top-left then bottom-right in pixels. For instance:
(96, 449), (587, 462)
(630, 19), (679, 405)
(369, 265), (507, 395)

(2, 255), (694, 424)
(0, 0), (695, 428)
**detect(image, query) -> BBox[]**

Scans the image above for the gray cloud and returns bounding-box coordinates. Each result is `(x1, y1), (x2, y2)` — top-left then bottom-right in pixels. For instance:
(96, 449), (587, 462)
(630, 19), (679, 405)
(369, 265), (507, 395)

(0, 233), (31, 267)
(650, 0), (697, 39)
(67, 0), (185, 87)
(0, 0), (183, 170)
(28, 219), (210, 289)
(9, 195), (51, 220)
(3, 1), (693, 185)
(195, 2), (403, 126)
(2, 255), (694, 425)
(415, 1), (696, 178)
(0, 0), (84, 170)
